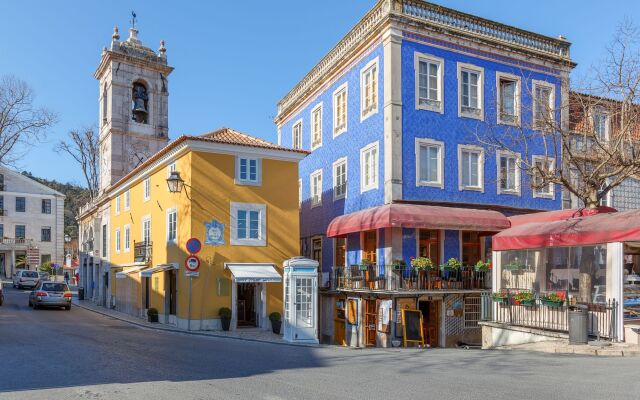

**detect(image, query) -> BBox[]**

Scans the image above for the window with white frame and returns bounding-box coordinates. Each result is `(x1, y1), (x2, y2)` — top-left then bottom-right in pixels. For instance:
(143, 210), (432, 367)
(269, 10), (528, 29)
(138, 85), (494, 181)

(416, 138), (444, 188)
(230, 202), (266, 246)
(115, 228), (121, 253)
(497, 151), (521, 195)
(533, 80), (555, 129)
(593, 107), (609, 141)
(532, 156), (555, 198)
(360, 142), (378, 192)
(333, 158), (347, 200)
(124, 190), (130, 210)
(124, 225), (130, 252)
(311, 103), (323, 150)
(143, 177), (151, 201)
(415, 53), (444, 113)
(168, 161), (177, 176)
(236, 157), (261, 185)
(167, 208), (177, 243)
(458, 145), (484, 191)
(360, 58), (378, 120)
(458, 63), (483, 119)
(142, 216), (151, 244)
(333, 83), (348, 136)
(292, 120), (302, 150)
(310, 169), (322, 207)
(497, 73), (520, 125)
(115, 195), (120, 215)
(464, 296), (481, 328)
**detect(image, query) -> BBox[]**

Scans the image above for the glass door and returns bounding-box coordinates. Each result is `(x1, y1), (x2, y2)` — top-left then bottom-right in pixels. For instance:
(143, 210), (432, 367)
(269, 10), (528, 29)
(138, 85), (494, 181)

(294, 276), (316, 340)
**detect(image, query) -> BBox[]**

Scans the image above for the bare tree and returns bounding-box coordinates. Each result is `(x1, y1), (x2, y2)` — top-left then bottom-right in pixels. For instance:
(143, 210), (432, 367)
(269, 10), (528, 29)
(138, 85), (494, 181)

(56, 127), (100, 199)
(0, 75), (56, 165)
(475, 21), (640, 209)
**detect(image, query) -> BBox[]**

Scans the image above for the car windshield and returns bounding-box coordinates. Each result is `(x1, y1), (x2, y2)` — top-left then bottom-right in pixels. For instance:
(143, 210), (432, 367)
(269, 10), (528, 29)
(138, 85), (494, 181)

(23, 271), (39, 278)
(42, 283), (68, 292)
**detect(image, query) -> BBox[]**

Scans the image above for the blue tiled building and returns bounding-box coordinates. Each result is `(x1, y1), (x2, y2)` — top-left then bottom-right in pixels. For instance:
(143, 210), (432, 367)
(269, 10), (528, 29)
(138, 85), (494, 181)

(275, 0), (575, 347)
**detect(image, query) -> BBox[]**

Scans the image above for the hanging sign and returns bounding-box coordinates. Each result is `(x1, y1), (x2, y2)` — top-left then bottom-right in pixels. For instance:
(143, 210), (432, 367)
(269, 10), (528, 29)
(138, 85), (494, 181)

(185, 255), (200, 272)
(204, 220), (225, 246)
(186, 238), (202, 254)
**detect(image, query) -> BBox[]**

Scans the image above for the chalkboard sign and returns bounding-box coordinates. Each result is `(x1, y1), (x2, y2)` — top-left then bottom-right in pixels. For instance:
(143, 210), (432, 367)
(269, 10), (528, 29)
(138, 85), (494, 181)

(401, 309), (424, 348)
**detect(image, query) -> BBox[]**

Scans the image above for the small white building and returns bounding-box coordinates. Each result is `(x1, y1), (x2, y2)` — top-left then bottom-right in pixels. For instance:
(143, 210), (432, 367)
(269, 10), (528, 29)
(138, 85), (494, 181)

(0, 167), (65, 277)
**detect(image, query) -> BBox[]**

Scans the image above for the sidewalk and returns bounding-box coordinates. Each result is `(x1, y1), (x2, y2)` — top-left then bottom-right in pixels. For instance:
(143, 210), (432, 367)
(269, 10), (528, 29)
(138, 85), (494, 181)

(71, 297), (317, 347)
(497, 340), (640, 357)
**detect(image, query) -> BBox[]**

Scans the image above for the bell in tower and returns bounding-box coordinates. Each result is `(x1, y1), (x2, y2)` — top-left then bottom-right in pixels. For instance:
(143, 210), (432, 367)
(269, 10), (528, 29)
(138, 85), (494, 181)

(132, 82), (149, 124)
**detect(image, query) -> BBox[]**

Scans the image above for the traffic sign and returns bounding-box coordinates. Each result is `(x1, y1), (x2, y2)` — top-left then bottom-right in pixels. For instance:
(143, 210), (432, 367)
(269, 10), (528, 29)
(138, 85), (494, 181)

(185, 271), (200, 277)
(186, 237), (202, 254)
(185, 255), (200, 272)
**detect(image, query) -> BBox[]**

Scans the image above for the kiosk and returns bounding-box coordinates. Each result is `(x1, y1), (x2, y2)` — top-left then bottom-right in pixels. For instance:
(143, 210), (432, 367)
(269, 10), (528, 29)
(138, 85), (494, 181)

(283, 257), (319, 344)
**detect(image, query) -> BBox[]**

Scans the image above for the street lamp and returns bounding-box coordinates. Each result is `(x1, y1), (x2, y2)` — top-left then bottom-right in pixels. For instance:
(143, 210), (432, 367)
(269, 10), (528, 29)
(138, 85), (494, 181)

(166, 171), (185, 193)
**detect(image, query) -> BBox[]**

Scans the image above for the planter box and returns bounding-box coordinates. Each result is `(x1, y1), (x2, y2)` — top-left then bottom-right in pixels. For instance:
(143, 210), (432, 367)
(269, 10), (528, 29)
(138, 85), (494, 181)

(491, 295), (510, 304)
(503, 264), (523, 271)
(541, 299), (564, 308)
(515, 299), (536, 307)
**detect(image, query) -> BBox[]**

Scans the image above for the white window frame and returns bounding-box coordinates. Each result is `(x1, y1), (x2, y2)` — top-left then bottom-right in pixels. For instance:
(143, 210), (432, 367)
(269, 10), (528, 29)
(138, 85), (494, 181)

(360, 57), (379, 121)
(457, 145), (485, 192)
(124, 224), (130, 253)
(496, 150), (522, 196)
(414, 52), (444, 114)
(292, 119), (303, 150)
(457, 62), (484, 120)
(230, 202), (267, 247)
(332, 157), (348, 201)
(333, 82), (348, 137)
(166, 207), (177, 244)
(235, 156), (262, 186)
(532, 80), (556, 130)
(124, 190), (130, 211)
(310, 102), (323, 150)
(167, 161), (177, 177)
(415, 138), (445, 188)
(532, 155), (555, 199)
(115, 228), (121, 254)
(143, 177), (151, 202)
(310, 169), (323, 208)
(360, 141), (379, 193)
(115, 195), (120, 215)
(142, 215), (151, 244)
(592, 107), (610, 141)
(496, 72), (521, 126)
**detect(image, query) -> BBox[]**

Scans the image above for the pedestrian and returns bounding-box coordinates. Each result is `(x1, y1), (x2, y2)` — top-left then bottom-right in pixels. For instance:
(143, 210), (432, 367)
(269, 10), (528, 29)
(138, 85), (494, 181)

(64, 271), (69, 285)
(75, 272), (80, 285)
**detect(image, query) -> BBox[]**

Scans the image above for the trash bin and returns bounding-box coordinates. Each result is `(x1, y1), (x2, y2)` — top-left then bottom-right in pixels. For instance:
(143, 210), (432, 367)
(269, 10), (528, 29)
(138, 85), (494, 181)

(568, 304), (588, 344)
(78, 287), (85, 301)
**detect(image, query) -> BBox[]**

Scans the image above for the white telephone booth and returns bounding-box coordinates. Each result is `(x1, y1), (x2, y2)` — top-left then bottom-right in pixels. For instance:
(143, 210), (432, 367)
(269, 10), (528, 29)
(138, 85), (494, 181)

(283, 257), (319, 344)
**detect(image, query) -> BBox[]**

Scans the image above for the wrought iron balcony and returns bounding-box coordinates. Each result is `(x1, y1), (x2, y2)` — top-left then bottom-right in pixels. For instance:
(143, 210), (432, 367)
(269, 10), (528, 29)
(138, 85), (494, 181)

(134, 241), (152, 264)
(330, 264), (491, 292)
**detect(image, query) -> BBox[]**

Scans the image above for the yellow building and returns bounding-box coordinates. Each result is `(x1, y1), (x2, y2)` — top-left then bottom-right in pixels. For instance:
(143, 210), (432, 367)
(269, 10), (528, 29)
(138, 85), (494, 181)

(106, 128), (306, 330)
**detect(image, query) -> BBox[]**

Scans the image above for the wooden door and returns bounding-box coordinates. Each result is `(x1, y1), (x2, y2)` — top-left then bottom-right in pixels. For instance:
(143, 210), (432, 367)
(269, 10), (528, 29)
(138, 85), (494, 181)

(362, 231), (377, 263)
(364, 299), (377, 347)
(334, 298), (346, 346)
(425, 300), (440, 348)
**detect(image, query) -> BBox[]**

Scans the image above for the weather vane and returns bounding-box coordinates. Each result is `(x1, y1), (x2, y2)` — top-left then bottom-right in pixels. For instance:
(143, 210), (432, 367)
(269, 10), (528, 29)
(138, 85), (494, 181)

(131, 11), (137, 29)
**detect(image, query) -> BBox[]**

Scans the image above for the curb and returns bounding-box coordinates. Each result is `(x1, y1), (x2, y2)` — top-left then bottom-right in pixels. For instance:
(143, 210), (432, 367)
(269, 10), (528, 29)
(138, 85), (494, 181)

(72, 299), (320, 349)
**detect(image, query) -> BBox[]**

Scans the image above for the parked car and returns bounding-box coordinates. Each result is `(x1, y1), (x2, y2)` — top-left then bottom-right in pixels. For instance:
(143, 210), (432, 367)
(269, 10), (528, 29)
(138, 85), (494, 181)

(12, 270), (40, 289)
(38, 272), (50, 281)
(0, 281), (4, 306)
(28, 282), (72, 310)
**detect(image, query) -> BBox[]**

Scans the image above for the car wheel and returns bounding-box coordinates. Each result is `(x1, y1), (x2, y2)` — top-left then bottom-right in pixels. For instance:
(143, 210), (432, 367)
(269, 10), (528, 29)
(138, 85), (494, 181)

(28, 300), (32, 307)
(33, 303), (38, 310)
(65, 306), (71, 311)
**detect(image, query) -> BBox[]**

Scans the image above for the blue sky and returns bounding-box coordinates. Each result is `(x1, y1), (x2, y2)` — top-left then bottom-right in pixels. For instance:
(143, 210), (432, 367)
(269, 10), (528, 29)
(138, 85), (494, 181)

(1, 0), (638, 185)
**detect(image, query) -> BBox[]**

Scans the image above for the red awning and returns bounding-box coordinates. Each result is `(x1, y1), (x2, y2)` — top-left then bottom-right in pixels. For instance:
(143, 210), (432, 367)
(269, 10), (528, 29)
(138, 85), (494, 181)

(326, 204), (509, 237)
(493, 208), (640, 251)
(508, 206), (617, 228)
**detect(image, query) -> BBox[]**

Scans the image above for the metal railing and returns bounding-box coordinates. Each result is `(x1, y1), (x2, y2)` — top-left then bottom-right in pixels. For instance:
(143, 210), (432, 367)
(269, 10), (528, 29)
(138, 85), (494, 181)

(133, 241), (152, 264)
(481, 292), (618, 340)
(331, 265), (491, 291)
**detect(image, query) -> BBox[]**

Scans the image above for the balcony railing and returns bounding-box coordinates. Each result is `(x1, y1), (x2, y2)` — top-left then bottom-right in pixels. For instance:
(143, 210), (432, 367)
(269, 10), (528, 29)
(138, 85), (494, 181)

(331, 265), (491, 291)
(134, 241), (152, 264)
(0, 237), (32, 247)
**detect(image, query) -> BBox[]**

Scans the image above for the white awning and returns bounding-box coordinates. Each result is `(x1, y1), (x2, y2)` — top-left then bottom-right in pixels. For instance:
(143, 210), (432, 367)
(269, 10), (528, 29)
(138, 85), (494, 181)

(225, 263), (282, 283)
(140, 263), (179, 277)
(116, 265), (148, 279)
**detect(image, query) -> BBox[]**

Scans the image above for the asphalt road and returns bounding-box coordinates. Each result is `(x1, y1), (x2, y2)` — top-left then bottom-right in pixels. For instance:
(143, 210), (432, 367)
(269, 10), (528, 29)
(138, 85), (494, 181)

(1, 283), (639, 400)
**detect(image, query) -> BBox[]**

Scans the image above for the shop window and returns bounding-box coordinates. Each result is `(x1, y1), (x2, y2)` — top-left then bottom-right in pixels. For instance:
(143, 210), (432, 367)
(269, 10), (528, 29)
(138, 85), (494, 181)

(418, 229), (440, 266)
(461, 231), (481, 266)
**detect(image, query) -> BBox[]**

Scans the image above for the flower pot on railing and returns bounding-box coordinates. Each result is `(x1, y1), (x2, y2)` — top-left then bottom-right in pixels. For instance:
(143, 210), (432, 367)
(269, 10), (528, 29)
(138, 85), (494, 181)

(541, 293), (565, 308)
(440, 258), (462, 273)
(512, 291), (535, 307)
(491, 291), (510, 304)
(474, 260), (491, 272)
(503, 263), (523, 272)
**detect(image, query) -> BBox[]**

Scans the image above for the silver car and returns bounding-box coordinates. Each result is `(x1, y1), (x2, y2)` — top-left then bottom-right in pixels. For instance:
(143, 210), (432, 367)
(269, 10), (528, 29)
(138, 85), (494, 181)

(12, 270), (40, 289)
(29, 281), (72, 310)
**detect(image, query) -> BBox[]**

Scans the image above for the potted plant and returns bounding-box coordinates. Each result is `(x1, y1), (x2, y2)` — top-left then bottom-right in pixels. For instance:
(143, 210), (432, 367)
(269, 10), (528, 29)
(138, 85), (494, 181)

(474, 260), (491, 272)
(512, 291), (536, 306)
(147, 308), (159, 323)
(491, 289), (510, 304)
(359, 259), (372, 271)
(411, 257), (432, 273)
(219, 307), (232, 331)
(269, 312), (282, 334)
(541, 292), (565, 308)
(392, 259), (406, 271)
(440, 258), (461, 271)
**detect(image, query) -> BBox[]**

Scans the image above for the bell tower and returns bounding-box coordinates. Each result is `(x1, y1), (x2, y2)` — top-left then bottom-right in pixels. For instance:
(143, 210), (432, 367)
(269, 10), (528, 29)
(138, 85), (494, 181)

(95, 24), (173, 192)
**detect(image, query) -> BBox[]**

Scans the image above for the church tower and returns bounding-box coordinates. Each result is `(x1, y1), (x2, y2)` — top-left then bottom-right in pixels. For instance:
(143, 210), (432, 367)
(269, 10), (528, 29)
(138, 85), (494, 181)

(95, 24), (173, 192)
